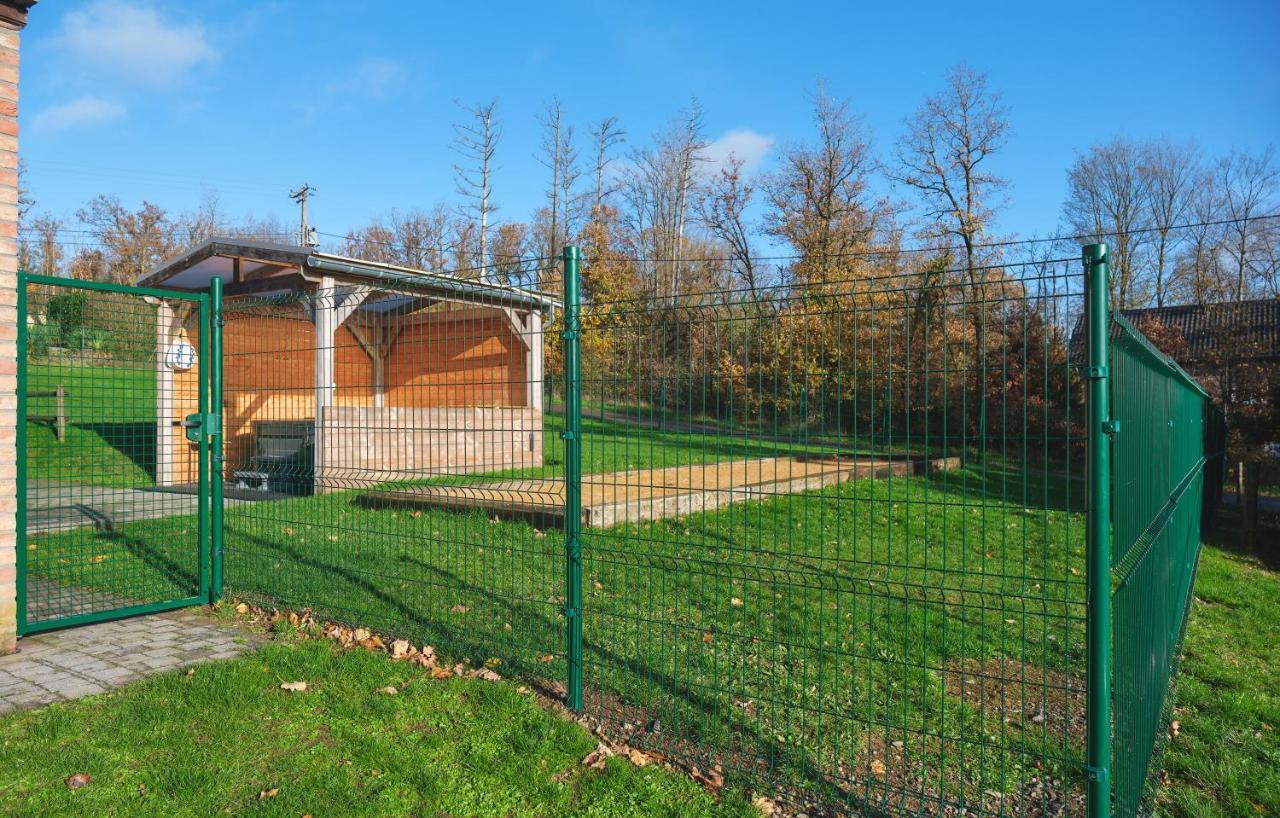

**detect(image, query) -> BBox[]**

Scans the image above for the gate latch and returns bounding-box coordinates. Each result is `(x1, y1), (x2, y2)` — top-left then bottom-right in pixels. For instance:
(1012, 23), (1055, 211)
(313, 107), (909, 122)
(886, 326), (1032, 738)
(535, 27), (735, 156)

(183, 413), (207, 443)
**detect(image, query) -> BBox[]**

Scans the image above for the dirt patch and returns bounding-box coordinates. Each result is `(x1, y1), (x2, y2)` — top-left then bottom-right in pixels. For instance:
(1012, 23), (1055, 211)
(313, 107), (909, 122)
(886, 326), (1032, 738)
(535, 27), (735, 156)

(852, 733), (1084, 818)
(942, 658), (1086, 743)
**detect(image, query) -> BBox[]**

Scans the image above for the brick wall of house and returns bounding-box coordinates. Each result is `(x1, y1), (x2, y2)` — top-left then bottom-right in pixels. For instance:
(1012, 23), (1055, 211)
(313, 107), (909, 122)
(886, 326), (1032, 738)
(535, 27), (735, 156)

(0, 3), (28, 655)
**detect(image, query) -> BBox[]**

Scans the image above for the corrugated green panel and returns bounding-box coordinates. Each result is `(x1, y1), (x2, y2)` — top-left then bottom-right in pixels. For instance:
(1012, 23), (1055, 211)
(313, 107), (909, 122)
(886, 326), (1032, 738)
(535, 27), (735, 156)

(1108, 316), (1218, 818)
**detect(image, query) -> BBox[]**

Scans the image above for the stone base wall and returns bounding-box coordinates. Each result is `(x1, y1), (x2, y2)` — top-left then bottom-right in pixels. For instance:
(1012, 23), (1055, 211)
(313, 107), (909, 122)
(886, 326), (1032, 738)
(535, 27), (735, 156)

(318, 406), (543, 488)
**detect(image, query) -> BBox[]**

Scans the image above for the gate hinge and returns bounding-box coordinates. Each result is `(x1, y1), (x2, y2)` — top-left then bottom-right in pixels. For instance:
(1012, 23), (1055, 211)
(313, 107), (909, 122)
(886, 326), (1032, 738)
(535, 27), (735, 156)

(1083, 365), (1108, 379)
(1102, 419), (1121, 436)
(560, 329), (579, 340)
(1084, 764), (1110, 784)
(563, 606), (581, 620)
(560, 430), (575, 440)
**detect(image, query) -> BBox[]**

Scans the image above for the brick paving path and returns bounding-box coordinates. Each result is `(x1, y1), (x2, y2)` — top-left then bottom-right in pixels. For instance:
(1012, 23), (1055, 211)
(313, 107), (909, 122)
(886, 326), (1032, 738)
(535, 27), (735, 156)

(0, 609), (262, 714)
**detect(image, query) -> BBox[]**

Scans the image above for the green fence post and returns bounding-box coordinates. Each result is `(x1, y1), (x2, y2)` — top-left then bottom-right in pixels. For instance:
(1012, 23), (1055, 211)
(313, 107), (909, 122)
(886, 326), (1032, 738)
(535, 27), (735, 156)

(1084, 243), (1113, 818)
(209, 275), (225, 603)
(562, 244), (584, 711)
(15, 274), (27, 636)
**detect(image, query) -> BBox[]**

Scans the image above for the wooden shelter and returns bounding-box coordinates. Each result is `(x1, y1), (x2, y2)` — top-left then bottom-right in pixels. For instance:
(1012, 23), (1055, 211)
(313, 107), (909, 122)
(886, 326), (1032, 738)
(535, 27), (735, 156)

(139, 238), (557, 492)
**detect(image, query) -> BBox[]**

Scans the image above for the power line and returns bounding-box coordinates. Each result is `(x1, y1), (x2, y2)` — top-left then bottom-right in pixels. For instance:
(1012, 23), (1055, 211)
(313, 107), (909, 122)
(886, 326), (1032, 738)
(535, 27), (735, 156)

(601, 213), (1280, 266)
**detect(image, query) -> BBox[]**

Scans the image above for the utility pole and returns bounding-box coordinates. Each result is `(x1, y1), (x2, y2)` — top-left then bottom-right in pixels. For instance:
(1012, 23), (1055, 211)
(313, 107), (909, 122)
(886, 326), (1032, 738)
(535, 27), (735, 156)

(289, 183), (317, 246)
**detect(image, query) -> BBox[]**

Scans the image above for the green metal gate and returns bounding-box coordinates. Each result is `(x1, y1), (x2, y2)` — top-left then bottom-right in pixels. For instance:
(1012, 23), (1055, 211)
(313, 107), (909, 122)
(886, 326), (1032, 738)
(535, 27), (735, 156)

(17, 272), (223, 634)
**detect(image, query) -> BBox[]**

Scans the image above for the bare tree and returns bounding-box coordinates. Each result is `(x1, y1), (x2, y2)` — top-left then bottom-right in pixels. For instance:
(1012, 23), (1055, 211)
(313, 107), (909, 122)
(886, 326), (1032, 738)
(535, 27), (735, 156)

(178, 190), (226, 249)
(697, 156), (762, 299)
(892, 64), (1010, 287)
(1179, 168), (1227, 304)
(558, 123), (583, 249)
(537, 98), (565, 263)
(622, 100), (706, 301)
(453, 99), (500, 273)
(592, 116), (625, 215)
(1139, 140), (1198, 307)
(26, 214), (63, 277)
(391, 206), (452, 271)
(1217, 146), (1279, 301)
(763, 83), (881, 284)
(1062, 139), (1151, 307)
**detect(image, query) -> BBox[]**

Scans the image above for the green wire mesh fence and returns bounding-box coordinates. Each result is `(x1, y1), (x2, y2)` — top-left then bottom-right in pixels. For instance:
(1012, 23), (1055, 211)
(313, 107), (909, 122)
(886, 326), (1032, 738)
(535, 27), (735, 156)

(574, 254), (1089, 815)
(15, 240), (1221, 817)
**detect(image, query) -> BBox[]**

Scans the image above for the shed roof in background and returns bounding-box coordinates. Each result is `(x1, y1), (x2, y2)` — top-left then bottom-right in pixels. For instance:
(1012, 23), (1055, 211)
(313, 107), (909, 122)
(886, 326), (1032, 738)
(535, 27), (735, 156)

(138, 237), (558, 313)
(1068, 296), (1280, 365)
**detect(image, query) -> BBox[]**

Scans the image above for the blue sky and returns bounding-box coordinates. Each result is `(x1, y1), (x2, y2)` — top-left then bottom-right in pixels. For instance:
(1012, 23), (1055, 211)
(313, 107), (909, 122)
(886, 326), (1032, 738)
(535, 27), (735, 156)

(17, 0), (1280, 252)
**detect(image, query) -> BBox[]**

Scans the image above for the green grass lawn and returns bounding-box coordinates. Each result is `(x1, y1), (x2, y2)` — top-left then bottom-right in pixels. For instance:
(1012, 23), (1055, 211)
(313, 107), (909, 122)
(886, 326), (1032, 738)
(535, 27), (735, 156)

(0, 637), (759, 818)
(1157, 507), (1280, 818)
(26, 362), (157, 488)
(28, 455), (1087, 812)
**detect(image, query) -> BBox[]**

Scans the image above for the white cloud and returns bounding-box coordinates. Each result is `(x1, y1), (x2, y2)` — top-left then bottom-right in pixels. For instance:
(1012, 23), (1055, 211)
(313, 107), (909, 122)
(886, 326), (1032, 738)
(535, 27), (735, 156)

(31, 97), (127, 133)
(51, 1), (216, 86)
(701, 129), (775, 175)
(331, 58), (408, 99)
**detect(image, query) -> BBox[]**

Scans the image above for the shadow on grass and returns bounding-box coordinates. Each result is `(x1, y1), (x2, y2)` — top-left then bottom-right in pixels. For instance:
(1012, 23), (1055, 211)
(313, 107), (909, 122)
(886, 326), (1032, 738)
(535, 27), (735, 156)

(75, 421), (158, 481)
(225, 518), (858, 807)
(1204, 502), (1280, 570)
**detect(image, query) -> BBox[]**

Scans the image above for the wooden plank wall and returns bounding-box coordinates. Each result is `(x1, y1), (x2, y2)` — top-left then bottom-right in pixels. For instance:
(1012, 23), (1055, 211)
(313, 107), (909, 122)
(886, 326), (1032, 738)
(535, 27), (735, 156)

(385, 311), (527, 408)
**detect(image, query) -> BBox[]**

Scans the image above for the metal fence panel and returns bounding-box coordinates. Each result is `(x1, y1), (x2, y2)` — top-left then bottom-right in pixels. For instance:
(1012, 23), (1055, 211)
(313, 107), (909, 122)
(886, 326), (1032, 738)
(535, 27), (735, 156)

(18, 273), (211, 633)
(1108, 311), (1221, 818)
(574, 255), (1089, 815)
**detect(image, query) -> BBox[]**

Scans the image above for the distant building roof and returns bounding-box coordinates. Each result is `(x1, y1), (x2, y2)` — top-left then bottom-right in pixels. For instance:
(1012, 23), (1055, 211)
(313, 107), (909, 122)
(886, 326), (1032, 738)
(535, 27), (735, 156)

(1119, 298), (1280, 359)
(1070, 297), (1280, 365)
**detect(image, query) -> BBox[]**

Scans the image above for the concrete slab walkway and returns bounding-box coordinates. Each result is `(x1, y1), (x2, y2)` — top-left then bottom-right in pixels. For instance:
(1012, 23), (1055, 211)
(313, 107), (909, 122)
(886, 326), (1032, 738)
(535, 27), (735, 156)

(26, 479), (252, 534)
(0, 609), (262, 715)
(365, 455), (959, 528)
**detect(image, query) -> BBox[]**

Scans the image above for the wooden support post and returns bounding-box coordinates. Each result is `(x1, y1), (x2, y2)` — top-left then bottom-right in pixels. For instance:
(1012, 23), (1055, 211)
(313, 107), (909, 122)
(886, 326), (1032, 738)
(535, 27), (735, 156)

(527, 310), (543, 413)
(54, 385), (65, 442)
(315, 277), (336, 489)
(155, 300), (174, 484)
(347, 321), (385, 409)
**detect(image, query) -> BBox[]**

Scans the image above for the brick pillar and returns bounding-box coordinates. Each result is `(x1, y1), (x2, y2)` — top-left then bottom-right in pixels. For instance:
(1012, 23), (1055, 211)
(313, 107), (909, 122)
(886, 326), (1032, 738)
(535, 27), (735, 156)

(0, 1), (32, 655)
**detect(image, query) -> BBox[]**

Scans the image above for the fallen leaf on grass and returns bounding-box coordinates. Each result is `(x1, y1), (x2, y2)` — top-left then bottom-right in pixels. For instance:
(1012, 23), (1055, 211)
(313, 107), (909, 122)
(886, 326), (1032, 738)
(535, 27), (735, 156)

(379, 686), (398, 695)
(730, 597), (743, 607)
(691, 765), (724, 794)
(450, 604), (469, 614)
(1170, 720), (1180, 738)
(258, 787), (278, 799)
(626, 748), (652, 767)
(870, 758), (887, 777)
(65, 773), (91, 789)
(431, 667), (453, 680)
(581, 743), (614, 770)
(472, 667), (502, 682)
(751, 794), (777, 815)
(390, 640), (413, 660)
(280, 681), (308, 692)
(235, 602), (249, 614)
